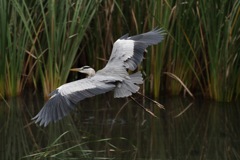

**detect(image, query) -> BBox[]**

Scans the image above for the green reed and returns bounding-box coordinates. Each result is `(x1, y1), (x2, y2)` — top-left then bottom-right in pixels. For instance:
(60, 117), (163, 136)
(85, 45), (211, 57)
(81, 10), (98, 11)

(0, 0), (35, 97)
(163, 1), (197, 96)
(80, 0), (239, 101)
(0, 0), (7, 97)
(146, 0), (239, 101)
(197, 0), (240, 101)
(34, 0), (101, 97)
(26, 122), (91, 159)
(145, 0), (170, 98)
(0, 0), (101, 98)
(0, 0), (239, 102)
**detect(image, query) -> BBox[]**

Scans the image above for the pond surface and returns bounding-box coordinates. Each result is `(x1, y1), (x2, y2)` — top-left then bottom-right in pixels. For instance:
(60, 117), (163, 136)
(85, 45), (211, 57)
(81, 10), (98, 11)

(0, 92), (239, 160)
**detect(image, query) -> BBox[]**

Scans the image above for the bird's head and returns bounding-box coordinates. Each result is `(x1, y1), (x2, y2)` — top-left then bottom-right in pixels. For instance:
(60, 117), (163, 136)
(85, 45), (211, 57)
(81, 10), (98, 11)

(70, 66), (95, 77)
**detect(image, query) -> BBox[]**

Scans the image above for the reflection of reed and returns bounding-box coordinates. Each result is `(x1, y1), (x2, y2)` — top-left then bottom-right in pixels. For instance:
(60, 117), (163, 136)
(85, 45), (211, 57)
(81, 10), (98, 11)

(154, 97), (240, 159)
(0, 95), (239, 159)
(0, 97), (30, 160)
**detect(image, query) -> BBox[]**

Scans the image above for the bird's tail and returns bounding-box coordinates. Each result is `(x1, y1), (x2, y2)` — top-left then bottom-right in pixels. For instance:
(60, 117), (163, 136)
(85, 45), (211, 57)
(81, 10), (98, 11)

(114, 71), (143, 98)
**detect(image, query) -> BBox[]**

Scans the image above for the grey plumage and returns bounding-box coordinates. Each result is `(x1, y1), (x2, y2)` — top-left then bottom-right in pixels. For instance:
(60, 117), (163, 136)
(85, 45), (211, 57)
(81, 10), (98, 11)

(32, 28), (165, 127)
(33, 76), (116, 127)
(107, 28), (164, 71)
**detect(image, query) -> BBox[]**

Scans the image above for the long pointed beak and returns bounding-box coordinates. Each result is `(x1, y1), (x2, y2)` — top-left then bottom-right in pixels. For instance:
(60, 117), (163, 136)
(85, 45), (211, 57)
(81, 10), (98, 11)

(70, 68), (80, 72)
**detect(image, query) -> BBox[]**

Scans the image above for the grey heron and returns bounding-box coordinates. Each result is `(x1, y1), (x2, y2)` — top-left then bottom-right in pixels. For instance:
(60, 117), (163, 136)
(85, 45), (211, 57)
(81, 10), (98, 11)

(32, 28), (165, 127)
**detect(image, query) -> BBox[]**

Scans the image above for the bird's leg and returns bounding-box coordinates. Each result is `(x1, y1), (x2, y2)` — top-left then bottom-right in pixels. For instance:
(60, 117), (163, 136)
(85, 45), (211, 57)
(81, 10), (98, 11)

(136, 92), (165, 109)
(130, 96), (158, 118)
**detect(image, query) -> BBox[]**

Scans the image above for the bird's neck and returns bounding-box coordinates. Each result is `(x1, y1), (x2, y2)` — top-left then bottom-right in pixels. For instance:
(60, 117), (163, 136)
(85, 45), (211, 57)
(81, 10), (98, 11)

(87, 69), (96, 77)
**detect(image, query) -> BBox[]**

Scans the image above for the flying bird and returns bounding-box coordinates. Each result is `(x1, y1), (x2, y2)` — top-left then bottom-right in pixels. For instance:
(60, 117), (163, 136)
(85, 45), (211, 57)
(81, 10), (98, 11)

(32, 28), (165, 127)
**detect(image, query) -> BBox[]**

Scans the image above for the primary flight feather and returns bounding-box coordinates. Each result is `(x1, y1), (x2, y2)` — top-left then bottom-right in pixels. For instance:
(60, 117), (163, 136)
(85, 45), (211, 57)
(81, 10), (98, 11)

(32, 28), (165, 127)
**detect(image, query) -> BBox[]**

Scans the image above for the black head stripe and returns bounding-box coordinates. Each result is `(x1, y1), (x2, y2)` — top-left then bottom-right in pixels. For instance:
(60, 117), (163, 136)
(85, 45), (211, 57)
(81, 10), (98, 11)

(82, 66), (91, 69)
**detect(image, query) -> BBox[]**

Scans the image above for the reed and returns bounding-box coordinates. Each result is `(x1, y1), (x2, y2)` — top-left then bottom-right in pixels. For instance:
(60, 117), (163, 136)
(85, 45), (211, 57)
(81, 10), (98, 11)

(0, 0), (7, 97)
(145, 0), (170, 98)
(1, 0), (239, 102)
(27, 124), (91, 159)
(197, 0), (240, 101)
(76, 0), (240, 101)
(33, 0), (101, 97)
(155, 1), (201, 97)
(147, 0), (239, 101)
(0, 0), (39, 98)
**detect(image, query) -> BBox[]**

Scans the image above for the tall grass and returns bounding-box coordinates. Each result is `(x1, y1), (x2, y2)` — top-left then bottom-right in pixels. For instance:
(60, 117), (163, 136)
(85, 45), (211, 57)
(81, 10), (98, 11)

(0, 0), (239, 101)
(72, 0), (240, 101)
(163, 1), (198, 96)
(197, 0), (240, 101)
(0, 0), (7, 97)
(36, 0), (101, 97)
(0, 0), (34, 97)
(0, 0), (101, 98)
(145, 0), (239, 101)
(145, 0), (170, 98)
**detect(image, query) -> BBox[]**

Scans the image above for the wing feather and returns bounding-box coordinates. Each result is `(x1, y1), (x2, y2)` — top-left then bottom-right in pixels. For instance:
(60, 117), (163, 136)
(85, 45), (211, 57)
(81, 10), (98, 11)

(106, 28), (165, 71)
(32, 75), (116, 127)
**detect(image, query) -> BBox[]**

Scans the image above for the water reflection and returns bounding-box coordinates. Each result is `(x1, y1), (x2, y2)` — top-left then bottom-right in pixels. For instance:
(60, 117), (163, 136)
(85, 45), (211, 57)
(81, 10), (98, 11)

(0, 94), (239, 159)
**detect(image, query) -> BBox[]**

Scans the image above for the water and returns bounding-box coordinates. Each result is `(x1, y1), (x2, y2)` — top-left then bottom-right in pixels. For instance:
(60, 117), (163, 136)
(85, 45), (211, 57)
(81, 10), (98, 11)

(0, 93), (239, 160)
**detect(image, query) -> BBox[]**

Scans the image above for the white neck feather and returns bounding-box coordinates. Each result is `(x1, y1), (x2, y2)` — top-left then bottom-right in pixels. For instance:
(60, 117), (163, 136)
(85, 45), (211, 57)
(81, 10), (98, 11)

(87, 68), (95, 77)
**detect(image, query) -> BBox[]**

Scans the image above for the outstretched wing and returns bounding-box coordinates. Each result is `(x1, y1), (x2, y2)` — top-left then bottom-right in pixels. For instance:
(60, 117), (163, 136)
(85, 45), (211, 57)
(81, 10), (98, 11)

(105, 28), (165, 71)
(32, 75), (116, 127)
